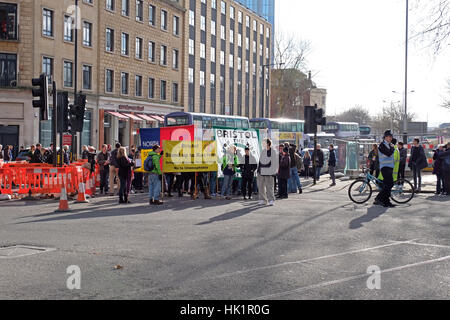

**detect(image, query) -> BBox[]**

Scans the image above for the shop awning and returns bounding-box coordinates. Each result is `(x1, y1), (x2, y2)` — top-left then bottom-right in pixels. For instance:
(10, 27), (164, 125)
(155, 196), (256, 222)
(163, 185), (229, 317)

(106, 111), (130, 120)
(151, 115), (165, 122)
(136, 114), (156, 121)
(121, 113), (143, 121)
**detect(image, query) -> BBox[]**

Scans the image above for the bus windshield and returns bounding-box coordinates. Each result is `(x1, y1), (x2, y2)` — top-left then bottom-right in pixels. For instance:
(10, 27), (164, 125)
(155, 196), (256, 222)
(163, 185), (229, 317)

(250, 120), (269, 129)
(166, 116), (189, 126)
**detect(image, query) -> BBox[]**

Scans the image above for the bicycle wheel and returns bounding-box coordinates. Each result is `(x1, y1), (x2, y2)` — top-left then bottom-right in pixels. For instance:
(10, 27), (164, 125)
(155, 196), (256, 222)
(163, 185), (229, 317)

(390, 179), (415, 204)
(348, 178), (373, 204)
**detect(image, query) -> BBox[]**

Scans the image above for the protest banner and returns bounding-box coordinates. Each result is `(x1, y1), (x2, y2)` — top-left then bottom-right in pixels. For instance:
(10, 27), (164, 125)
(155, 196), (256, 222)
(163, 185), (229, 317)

(163, 141), (217, 173)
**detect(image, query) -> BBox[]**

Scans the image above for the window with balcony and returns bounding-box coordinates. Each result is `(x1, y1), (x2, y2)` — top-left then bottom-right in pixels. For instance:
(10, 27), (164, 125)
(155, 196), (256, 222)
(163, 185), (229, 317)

(0, 2), (17, 40)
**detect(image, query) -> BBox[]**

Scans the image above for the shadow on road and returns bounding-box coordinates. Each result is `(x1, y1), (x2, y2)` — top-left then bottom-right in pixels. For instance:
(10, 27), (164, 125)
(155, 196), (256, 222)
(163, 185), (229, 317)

(196, 204), (262, 225)
(349, 206), (389, 230)
(425, 195), (450, 202)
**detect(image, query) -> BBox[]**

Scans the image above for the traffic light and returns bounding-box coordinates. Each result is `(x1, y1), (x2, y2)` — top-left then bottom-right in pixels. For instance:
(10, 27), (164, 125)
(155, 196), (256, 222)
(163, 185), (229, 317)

(315, 108), (327, 126)
(31, 74), (49, 121)
(304, 105), (327, 134)
(57, 92), (69, 133)
(70, 92), (86, 133)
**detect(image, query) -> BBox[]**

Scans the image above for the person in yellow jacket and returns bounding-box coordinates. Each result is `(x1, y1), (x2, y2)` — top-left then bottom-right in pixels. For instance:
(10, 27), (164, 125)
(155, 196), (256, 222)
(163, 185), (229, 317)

(379, 138), (400, 182)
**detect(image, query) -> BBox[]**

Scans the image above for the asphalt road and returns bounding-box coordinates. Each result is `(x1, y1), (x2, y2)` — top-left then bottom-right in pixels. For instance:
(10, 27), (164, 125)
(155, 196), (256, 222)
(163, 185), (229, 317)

(0, 177), (449, 300)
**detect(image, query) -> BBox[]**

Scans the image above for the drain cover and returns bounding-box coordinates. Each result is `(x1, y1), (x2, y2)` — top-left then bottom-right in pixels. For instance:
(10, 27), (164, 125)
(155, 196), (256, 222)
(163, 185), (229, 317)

(0, 245), (56, 259)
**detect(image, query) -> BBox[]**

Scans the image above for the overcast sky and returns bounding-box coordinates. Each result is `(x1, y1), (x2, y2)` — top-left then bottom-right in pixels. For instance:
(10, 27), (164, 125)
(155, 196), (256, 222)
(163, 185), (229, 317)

(276, 0), (450, 127)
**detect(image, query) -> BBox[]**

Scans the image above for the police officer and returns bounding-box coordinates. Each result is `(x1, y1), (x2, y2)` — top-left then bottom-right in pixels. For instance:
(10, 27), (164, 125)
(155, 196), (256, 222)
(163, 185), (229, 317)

(374, 130), (396, 208)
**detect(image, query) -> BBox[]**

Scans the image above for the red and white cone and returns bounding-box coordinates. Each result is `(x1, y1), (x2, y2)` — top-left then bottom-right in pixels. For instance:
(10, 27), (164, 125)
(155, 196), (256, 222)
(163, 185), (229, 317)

(90, 175), (96, 197)
(55, 181), (71, 212)
(85, 176), (92, 198)
(76, 182), (89, 203)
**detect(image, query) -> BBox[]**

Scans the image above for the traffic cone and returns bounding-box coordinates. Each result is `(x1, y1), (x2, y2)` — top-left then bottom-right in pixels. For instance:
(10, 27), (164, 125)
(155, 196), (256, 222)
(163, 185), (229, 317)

(90, 174), (96, 197)
(76, 182), (89, 203)
(55, 181), (71, 212)
(85, 175), (92, 198)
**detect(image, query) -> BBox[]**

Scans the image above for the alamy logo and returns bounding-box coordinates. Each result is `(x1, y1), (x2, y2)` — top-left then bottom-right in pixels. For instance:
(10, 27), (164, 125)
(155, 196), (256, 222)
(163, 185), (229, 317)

(366, 265), (381, 290)
(66, 265), (81, 290)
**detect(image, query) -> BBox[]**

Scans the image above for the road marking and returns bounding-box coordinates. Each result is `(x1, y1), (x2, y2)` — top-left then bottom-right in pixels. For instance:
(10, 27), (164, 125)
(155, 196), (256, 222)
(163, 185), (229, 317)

(407, 242), (450, 249)
(254, 254), (450, 300)
(211, 239), (419, 279)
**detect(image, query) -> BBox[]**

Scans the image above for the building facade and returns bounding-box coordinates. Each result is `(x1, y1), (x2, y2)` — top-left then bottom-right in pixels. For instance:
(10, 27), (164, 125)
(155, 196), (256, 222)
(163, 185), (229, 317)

(183, 0), (272, 118)
(0, 0), (270, 153)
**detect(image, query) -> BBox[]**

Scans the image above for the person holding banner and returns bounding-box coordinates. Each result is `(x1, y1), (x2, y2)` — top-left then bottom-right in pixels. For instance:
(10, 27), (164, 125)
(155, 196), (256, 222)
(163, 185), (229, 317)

(221, 145), (239, 200)
(257, 139), (278, 206)
(146, 145), (164, 205)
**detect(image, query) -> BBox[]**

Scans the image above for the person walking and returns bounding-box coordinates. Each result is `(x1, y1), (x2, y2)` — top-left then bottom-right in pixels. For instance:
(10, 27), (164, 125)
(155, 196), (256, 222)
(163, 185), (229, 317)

(433, 144), (445, 195)
(398, 142), (408, 181)
(239, 146), (257, 200)
(31, 143), (43, 163)
(108, 143), (121, 196)
(409, 138), (428, 192)
(277, 147), (291, 199)
(368, 144), (380, 178)
(81, 145), (89, 159)
(257, 139), (278, 206)
(116, 147), (134, 204)
(438, 143), (450, 196)
(221, 145), (238, 200)
(62, 145), (70, 165)
(328, 144), (337, 187)
(145, 145), (163, 205)
(97, 144), (111, 195)
(303, 150), (311, 179)
(312, 144), (324, 181)
(288, 145), (303, 194)
(3, 145), (12, 162)
(374, 130), (397, 208)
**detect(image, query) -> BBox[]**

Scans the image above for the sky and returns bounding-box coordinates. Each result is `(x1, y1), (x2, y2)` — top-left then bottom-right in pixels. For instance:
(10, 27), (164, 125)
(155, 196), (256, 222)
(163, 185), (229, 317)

(276, 0), (450, 127)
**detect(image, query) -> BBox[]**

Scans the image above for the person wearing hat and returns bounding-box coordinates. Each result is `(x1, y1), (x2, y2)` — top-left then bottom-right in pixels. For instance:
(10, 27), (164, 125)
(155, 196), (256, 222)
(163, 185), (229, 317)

(239, 146), (257, 200)
(374, 130), (396, 207)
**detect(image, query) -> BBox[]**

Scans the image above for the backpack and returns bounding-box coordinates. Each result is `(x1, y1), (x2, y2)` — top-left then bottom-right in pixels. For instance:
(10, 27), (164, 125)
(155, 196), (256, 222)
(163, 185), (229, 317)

(144, 155), (155, 172)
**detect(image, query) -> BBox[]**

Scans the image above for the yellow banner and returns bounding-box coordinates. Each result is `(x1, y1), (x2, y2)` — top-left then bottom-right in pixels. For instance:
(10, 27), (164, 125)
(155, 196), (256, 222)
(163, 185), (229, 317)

(163, 141), (218, 173)
(134, 149), (153, 173)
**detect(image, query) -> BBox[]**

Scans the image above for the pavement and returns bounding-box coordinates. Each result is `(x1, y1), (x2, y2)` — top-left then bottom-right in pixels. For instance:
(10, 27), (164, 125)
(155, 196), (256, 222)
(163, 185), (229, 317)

(0, 174), (449, 300)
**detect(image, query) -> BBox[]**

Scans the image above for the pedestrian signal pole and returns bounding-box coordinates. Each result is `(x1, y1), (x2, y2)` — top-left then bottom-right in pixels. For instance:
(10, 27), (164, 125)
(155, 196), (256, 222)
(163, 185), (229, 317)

(304, 104), (326, 185)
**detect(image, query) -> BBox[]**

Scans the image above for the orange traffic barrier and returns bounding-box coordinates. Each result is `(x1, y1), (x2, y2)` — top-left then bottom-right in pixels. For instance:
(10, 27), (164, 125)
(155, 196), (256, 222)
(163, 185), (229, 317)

(76, 181), (89, 203)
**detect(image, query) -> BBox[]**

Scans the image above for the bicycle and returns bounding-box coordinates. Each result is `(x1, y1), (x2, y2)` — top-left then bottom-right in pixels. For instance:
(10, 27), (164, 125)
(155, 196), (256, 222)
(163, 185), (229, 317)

(348, 168), (415, 204)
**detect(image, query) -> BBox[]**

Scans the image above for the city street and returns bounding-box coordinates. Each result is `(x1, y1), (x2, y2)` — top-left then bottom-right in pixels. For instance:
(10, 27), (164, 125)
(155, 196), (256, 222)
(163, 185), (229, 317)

(1, 177), (449, 300)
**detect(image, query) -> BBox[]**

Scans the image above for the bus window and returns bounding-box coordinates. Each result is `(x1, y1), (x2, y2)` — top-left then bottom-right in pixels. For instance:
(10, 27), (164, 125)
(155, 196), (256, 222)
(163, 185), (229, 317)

(271, 122), (280, 130)
(166, 116), (189, 126)
(202, 117), (212, 129)
(250, 120), (267, 129)
(213, 117), (226, 127)
(242, 120), (249, 129)
(226, 118), (235, 128)
(193, 116), (203, 128)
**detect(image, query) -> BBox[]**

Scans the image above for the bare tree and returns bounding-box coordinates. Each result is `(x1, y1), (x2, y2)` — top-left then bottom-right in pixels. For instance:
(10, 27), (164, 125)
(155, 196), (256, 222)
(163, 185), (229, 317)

(413, 0), (450, 54)
(336, 105), (372, 125)
(443, 79), (450, 109)
(371, 103), (415, 135)
(274, 32), (312, 72)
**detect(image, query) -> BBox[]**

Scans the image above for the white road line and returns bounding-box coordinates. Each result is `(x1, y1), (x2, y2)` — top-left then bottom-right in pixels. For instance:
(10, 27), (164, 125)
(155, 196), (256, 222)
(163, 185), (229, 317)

(407, 242), (450, 249)
(211, 239), (419, 280)
(254, 254), (450, 300)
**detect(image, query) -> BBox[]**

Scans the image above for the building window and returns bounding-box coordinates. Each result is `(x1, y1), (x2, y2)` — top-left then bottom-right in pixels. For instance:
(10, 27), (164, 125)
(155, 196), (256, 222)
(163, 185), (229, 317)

(189, 10), (195, 26)
(253, 20), (257, 31)
(238, 11), (242, 23)
(105, 69), (114, 93)
(42, 56), (53, 82)
(0, 53), (16, 87)
(83, 22), (92, 46)
(135, 75), (142, 96)
(160, 80), (167, 100)
(106, 0), (115, 11)
(0, 3), (17, 40)
(210, 74), (215, 87)
(200, 71), (205, 87)
(230, 29), (234, 43)
(172, 83), (178, 102)
(63, 61), (73, 87)
(149, 5), (155, 26)
(148, 77), (154, 98)
(189, 39), (194, 55)
(211, 20), (216, 36)
(64, 15), (74, 42)
(173, 49), (179, 69)
(230, 6), (234, 19)
(229, 54), (234, 67)
(220, 1), (226, 14)
(106, 28), (114, 52)
(238, 33), (242, 47)
(220, 51), (224, 65)
(200, 15), (206, 31)
(188, 68), (194, 83)
(42, 8), (53, 37)
(136, 0), (143, 21)
(148, 41), (155, 62)
(200, 43), (206, 59)
(122, 0), (129, 16)
(210, 47), (216, 62)
(121, 33), (129, 55)
(212, 0), (216, 9)
(246, 15), (250, 28)
(220, 25), (225, 40)
(135, 37), (143, 59)
(173, 16), (180, 36)
(160, 45), (167, 65)
(121, 72), (129, 94)
(83, 65), (92, 90)
(161, 10), (167, 30)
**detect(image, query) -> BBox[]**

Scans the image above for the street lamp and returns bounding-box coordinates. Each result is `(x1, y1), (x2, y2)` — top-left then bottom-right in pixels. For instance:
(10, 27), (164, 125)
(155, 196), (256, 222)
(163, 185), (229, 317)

(262, 62), (284, 118)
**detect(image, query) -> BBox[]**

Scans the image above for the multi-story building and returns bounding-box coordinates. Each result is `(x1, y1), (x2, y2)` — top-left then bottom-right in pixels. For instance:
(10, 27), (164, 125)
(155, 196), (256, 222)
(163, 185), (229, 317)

(183, 0), (272, 118)
(0, 0), (185, 151)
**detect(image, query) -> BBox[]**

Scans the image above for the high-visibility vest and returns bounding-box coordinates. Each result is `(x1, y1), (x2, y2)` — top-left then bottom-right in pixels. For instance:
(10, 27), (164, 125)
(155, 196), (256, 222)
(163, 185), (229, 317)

(379, 147), (400, 182)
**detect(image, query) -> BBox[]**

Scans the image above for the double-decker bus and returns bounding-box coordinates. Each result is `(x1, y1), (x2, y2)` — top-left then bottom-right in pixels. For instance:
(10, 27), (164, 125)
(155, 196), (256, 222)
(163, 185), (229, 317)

(323, 122), (360, 139)
(250, 118), (307, 148)
(164, 112), (250, 129)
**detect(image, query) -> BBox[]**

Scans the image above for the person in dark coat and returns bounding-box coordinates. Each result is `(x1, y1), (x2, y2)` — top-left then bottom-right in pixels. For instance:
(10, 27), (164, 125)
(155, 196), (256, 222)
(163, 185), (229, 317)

(31, 143), (43, 163)
(81, 145), (89, 159)
(239, 146), (257, 200)
(438, 143), (450, 196)
(312, 144), (325, 181)
(277, 147), (291, 199)
(97, 144), (111, 195)
(116, 147), (134, 204)
(328, 144), (337, 186)
(409, 138), (428, 192)
(368, 144), (380, 178)
(398, 142), (408, 181)
(303, 150), (311, 179)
